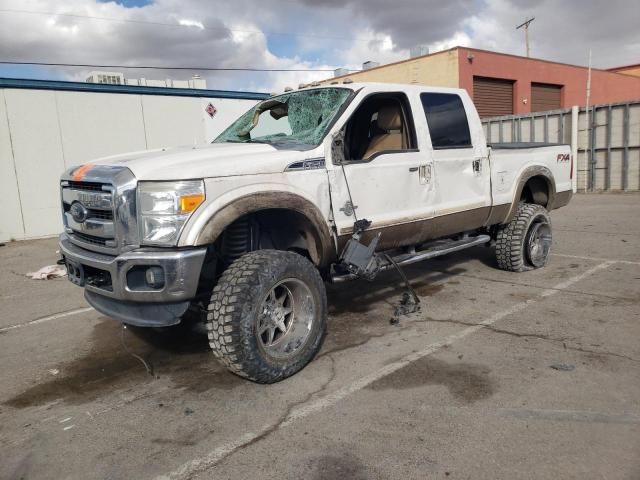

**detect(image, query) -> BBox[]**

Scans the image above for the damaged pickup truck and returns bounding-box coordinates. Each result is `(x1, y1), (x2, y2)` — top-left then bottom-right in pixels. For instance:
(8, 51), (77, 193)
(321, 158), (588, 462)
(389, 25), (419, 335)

(59, 82), (572, 382)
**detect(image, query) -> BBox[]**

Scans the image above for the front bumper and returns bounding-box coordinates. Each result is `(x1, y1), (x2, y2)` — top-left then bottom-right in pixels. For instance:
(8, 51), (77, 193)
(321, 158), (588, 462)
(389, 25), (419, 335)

(59, 233), (207, 326)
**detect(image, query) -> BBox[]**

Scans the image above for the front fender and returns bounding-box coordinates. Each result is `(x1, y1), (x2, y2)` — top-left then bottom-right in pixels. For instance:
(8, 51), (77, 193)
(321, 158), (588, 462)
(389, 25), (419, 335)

(179, 182), (335, 267)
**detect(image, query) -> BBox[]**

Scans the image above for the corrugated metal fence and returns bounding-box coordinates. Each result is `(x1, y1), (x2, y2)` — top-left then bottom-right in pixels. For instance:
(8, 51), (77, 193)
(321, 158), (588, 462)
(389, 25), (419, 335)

(482, 100), (640, 192)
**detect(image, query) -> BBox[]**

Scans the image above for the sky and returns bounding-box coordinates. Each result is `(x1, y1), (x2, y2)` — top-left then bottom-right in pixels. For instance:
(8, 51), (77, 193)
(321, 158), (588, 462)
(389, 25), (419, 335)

(0, 0), (638, 93)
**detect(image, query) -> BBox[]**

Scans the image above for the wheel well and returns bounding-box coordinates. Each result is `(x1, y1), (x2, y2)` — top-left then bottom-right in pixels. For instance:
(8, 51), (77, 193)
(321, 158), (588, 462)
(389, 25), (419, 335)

(195, 209), (326, 300)
(521, 176), (550, 208)
(217, 209), (322, 266)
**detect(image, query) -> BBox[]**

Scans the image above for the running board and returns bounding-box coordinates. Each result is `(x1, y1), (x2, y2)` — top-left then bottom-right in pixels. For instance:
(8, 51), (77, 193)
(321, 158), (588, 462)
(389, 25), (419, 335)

(331, 234), (491, 283)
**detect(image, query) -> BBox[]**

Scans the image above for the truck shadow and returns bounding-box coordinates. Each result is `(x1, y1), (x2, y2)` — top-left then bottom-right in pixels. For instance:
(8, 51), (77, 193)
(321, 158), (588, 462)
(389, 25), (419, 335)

(3, 317), (242, 409)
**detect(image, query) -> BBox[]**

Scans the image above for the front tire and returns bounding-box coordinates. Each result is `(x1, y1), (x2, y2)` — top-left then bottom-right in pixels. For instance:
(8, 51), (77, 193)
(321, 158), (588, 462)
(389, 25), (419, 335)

(206, 250), (327, 383)
(496, 203), (552, 272)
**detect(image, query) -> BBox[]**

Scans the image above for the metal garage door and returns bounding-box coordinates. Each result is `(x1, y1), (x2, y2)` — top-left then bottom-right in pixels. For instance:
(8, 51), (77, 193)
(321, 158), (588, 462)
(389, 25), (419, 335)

(473, 77), (514, 118)
(531, 82), (562, 112)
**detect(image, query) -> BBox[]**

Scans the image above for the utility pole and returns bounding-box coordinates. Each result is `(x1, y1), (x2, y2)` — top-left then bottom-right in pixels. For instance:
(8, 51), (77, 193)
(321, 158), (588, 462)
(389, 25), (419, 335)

(516, 17), (535, 57)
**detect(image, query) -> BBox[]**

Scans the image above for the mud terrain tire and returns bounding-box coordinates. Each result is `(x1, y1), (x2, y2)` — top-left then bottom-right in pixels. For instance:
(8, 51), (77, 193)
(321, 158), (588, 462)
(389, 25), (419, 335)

(206, 250), (327, 383)
(496, 203), (552, 272)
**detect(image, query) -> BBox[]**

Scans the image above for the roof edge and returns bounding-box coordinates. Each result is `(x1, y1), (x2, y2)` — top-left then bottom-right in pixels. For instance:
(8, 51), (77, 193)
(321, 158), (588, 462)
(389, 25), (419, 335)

(0, 77), (269, 100)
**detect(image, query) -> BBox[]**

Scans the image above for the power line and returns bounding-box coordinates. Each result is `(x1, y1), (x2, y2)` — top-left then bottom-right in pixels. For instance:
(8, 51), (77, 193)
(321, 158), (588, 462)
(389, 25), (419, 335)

(0, 7), (378, 43)
(0, 60), (348, 72)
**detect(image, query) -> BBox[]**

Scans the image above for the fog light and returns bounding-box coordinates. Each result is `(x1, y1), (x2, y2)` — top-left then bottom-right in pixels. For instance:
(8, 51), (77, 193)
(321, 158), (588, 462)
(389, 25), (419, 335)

(145, 266), (165, 289)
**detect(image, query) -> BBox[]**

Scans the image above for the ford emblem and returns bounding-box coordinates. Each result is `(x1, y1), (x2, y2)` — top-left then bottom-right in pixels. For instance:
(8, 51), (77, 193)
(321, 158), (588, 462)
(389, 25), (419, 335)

(70, 201), (89, 223)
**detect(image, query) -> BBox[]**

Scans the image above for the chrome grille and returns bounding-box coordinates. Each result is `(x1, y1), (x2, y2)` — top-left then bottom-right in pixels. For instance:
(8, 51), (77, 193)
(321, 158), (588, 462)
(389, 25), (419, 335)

(66, 181), (106, 192)
(71, 231), (109, 246)
(61, 180), (117, 251)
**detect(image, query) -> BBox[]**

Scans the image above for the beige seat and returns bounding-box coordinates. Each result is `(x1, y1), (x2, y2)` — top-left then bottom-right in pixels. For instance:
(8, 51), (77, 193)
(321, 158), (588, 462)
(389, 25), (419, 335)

(362, 105), (405, 159)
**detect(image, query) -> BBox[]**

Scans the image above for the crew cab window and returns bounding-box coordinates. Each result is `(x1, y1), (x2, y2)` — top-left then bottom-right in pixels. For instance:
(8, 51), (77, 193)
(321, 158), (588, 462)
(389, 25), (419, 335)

(343, 93), (416, 161)
(420, 93), (472, 149)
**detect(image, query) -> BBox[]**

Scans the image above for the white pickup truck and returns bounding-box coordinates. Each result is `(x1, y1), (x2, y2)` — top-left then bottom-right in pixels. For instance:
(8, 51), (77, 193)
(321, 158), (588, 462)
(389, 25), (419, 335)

(59, 82), (572, 382)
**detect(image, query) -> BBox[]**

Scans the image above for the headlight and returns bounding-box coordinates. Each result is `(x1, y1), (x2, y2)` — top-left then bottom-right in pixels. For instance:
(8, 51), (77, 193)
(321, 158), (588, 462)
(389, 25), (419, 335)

(138, 180), (205, 246)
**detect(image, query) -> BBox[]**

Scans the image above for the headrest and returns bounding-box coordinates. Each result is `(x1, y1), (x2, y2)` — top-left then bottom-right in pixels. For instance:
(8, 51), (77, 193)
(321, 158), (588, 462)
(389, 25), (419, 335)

(376, 106), (402, 130)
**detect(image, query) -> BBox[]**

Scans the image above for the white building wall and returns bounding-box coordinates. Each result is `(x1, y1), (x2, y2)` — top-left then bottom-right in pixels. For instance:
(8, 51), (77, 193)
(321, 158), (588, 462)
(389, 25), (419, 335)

(142, 95), (205, 148)
(0, 87), (260, 242)
(0, 91), (24, 241)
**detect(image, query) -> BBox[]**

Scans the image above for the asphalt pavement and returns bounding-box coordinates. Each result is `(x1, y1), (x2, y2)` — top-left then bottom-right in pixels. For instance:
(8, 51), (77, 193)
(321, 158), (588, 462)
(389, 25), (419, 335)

(1, 193), (639, 480)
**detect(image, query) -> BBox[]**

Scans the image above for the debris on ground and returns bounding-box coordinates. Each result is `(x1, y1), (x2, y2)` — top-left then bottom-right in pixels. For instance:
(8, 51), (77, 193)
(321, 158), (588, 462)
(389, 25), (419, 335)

(26, 265), (67, 280)
(48, 369), (60, 376)
(389, 291), (421, 325)
(184, 408), (195, 416)
(549, 363), (575, 371)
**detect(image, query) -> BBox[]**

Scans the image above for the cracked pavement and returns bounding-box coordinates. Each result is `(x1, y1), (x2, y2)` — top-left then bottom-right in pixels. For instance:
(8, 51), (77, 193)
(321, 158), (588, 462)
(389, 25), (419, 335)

(1, 193), (639, 480)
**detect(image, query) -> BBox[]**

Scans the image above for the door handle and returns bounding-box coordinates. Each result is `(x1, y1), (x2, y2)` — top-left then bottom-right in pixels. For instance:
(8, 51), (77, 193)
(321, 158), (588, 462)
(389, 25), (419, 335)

(472, 158), (483, 174)
(410, 165), (431, 184)
(419, 164), (431, 185)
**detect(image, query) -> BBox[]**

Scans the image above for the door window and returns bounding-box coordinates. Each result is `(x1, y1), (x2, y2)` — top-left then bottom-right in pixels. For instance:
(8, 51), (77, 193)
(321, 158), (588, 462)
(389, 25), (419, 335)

(420, 93), (471, 149)
(344, 93), (416, 161)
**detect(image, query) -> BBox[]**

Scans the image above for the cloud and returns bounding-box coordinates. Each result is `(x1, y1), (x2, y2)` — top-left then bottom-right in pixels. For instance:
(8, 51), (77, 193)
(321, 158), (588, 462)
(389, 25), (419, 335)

(0, 0), (637, 93)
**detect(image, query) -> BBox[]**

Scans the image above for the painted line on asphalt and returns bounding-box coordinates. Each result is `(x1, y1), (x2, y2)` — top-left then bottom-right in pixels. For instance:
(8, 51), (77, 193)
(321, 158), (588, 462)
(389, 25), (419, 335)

(499, 408), (640, 425)
(157, 260), (615, 480)
(552, 253), (640, 266)
(0, 307), (94, 333)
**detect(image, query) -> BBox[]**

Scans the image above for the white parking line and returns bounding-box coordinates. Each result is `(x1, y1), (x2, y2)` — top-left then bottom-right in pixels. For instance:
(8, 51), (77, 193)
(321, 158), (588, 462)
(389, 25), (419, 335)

(552, 253), (640, 266)
(157, 260), (615, 480)
(0, 307), (94, 333)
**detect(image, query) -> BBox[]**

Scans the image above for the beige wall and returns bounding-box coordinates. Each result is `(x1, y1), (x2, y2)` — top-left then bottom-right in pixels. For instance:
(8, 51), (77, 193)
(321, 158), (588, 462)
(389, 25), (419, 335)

(320, 49), (459, 87)
(610, 66), (640, 78)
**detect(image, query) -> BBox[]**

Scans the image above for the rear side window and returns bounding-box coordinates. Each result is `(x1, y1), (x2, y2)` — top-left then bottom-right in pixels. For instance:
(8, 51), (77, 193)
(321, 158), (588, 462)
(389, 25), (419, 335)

(420, 93), (472, 149)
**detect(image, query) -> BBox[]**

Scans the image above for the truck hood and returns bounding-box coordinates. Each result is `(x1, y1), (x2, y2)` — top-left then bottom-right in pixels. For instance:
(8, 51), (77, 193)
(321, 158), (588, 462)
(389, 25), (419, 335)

(88, 143), (308, 180)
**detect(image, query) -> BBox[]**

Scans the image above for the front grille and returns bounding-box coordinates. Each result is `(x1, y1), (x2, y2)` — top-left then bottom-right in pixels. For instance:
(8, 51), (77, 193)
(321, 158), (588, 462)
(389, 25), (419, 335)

(87, 208), (113, 220)
(62, 180), (116, 252)
(71, 231), (108, 246)
(66, 181), (107, 192)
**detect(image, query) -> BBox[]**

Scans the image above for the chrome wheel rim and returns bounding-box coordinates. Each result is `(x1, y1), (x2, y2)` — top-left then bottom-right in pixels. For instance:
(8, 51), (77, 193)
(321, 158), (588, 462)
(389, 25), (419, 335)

(256, 278), (316, 359)
(526, 219), (552, 267)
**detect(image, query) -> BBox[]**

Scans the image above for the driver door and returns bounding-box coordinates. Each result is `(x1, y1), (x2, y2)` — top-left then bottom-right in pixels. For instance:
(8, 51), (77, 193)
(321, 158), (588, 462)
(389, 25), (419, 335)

(326, 92), (435, 250)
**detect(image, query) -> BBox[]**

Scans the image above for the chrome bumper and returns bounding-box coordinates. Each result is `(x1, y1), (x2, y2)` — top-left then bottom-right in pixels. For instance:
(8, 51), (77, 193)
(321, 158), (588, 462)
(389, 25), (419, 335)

(59, 233), (207, 303)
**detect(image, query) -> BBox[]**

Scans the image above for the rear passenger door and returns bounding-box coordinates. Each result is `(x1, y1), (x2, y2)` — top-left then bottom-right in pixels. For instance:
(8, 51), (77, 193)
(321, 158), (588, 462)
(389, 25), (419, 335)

(420, 92), (492, 230)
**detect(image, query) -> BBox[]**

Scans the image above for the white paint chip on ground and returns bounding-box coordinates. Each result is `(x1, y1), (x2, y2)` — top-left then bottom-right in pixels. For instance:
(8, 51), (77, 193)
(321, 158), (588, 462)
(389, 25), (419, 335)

(60, 417), (72, 423)
(157, 260), (616, 480)
(63, 425), (75, 431)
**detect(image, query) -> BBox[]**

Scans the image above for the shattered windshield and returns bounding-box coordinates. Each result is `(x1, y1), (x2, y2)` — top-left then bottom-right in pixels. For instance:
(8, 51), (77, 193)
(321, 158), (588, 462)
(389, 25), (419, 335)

(213, 88), (352, 149)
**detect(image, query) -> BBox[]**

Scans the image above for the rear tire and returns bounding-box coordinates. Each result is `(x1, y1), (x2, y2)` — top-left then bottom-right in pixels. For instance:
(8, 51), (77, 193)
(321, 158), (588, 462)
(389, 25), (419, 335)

(206, 250), (327, 383)
(496, 203), (552, 272)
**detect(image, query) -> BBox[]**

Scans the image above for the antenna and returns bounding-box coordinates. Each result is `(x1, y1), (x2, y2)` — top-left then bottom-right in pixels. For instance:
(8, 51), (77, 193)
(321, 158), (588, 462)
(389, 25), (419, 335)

(516, 17), (535, 57)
